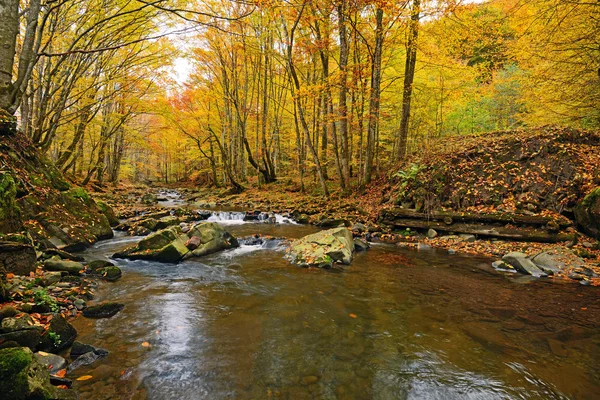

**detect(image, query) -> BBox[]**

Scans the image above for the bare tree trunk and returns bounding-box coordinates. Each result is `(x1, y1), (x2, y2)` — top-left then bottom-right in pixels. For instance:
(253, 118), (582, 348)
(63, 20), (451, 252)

(364, 7), (384, 186)
(337, 0), (351, 192)
(396, 0), (421, 162)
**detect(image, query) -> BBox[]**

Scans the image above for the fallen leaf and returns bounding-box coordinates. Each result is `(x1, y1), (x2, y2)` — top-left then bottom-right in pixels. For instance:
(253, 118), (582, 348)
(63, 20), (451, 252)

(6, 273), (14, 279)
(54, 369), (67, 378)
(76, 375), (93, 381)
(349, 313), (358, 319)
(38, 351), (49, 356)
(141, 342), (151, 347)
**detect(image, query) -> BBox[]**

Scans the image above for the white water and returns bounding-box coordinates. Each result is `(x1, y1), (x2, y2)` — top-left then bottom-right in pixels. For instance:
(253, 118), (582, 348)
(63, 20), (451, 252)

(205, 211), (296, 225)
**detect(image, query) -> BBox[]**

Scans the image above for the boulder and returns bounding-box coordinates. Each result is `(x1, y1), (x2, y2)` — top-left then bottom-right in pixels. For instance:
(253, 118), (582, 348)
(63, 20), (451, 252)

(0, 347), (75, 400)
(86, 259), (115, 270)
(66, 351), (105, 373)
(184, 222), (239, 258)
(0, 241), (37, 276)
(140, 193), (157, 205)
(38, 314), (77, 353)
(574, 187), (600, 239)
(529, 249), (585, 275)
(0, 315), (43, 351)
(70, 341), (109, 360)
(34, 352), (67, 375)
(94, 266), (122, 281)
(427, 229), (438, 238)
(286, 227), (354, 268)
(96, 201), (119, 227)
(353, 238), (370, 252)
(113, 226), (190, 263)
(155, 216), (180, 230)
(43, 260), (84, 275)
(83, 302), (124, 318)
(315, 218), (347, 228)
(502, 252), (547, 277)
(42, 249), (84, 262)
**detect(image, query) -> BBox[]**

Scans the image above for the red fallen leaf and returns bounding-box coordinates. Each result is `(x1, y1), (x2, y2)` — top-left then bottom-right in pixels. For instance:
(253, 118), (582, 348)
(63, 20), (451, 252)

(53, 369), (67, 378)
(5, 273), (15, 279)
(57, 385), (69, 390)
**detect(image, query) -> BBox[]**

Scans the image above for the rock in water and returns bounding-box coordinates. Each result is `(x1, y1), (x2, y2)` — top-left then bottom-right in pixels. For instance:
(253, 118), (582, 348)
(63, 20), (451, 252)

(113, 226), (190, 263)
(70, 341), (109, 359)
(502, 252), (547, 277)
(38, 314), (77, 353)
(0, 347), (76, 399)
(574, 187), (600, 239)
(529, 249), (585, 275)
(286, 227), (354, 268)
(34, 352), (67, 375)
(83, 302), (124, 318)
(184, 222), (239, 258)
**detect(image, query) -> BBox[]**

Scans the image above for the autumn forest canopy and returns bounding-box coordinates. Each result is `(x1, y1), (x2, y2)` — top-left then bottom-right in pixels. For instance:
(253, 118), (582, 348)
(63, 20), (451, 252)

(1, 0), (598, 194)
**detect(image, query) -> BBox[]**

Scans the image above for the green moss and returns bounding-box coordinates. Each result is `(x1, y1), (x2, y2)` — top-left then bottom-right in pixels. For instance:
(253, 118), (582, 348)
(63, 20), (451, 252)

(68, 187), (90, 202)
(581, 187), (600, 208)
(0, 172), (21, 224)
(0, 347), (32, 399)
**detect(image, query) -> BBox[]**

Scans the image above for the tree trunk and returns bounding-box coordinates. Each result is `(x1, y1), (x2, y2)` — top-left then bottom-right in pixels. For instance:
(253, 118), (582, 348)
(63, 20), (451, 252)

(364, 7), (383, 186)
(396, 0), (421, 162)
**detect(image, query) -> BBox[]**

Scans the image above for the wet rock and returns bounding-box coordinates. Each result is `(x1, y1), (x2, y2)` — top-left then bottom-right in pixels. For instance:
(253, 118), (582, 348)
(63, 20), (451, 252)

(97, 200), (119, 227)
(43, 260), (84, 275)
(34, 352), (67, 374)
(66, 351), (106, 373)
(529, 249), (585, 275)
(113, 226), (190, 263)
(184, 222), (239, 258)
(243, 210), (261, 221)
(0, 347), (76, 399)
(353, 238), (369, 252)
(502, 252), (547, 277)
(462, 322), (517, 352)
(1, 314), (38, 334)
(427, 229), (438, 238)
(491, 260), (516, 272)
(39, 314), (77, 353)
(286, 227), (354, 268)
(70, 341), (109, 359)
(155, 216), (180, 230)
(0, 241), (37, 276)
(83, 302), (124, 319)
(86, 259), (114, 270)
(574, 187), (600, 239)
(418, 243), (432, 251)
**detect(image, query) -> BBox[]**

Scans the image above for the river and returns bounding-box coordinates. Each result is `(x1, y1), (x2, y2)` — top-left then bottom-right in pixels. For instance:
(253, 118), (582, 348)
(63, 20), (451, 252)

(69, 205), (600, 399)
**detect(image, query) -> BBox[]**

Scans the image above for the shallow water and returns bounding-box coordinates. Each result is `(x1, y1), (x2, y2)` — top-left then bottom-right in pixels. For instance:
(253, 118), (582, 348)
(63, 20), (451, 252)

(71, 222), (600, 400)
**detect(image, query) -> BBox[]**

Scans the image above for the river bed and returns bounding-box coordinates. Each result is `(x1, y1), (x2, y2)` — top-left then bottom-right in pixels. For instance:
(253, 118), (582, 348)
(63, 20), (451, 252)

(69, 213), (600, 399)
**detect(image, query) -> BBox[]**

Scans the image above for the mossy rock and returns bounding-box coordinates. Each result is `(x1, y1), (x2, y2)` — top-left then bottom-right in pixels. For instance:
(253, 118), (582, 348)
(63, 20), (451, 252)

(113, 226), (190, 263)
(96, 201), (119, 227)
(0, 347), (75, 399)
(95, 266), (122, 281)
(185, 222), (239, 258)
(286, 227), (355, 268)
(574, 187), (600, 239)
(0, 172), (22, 232)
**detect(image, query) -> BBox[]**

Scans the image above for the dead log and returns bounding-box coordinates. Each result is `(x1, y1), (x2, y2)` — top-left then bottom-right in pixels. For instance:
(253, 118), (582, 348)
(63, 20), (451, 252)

(380, 208), (571, 228)
(380, 218), (574, 243)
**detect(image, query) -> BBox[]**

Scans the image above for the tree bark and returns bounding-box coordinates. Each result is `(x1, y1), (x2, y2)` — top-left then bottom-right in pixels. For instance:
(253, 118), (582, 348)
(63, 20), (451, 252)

(396, 0), (421, 162)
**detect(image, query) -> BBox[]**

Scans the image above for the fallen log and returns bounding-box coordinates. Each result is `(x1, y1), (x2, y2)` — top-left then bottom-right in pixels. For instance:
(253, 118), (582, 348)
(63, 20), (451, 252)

(380, 208), (571, 228)
(380, 218), (575, 243)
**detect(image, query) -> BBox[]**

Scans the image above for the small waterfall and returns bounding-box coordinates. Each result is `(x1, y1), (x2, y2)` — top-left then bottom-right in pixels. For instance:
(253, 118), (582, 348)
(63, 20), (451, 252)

(202, 210), (296, 225)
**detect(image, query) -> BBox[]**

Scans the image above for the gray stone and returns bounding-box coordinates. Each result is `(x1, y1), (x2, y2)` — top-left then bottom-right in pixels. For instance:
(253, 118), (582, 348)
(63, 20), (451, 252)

(427, 229), (438, 238)
(185, 222), (239, 258)
(34, 352), (67, 374)
(43, 260), (84, 275)
(492, 260), (516, 272)
(353, 238), (369, 252)
(502, 252), (547, 277)
(530, 249), (585, 275)
(83, 302), (124, 318)
(459, 234), (476, 242)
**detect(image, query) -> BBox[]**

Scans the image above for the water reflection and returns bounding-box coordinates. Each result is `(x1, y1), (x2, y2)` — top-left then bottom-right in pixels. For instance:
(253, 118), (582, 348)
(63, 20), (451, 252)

(70, 226), (600, 400)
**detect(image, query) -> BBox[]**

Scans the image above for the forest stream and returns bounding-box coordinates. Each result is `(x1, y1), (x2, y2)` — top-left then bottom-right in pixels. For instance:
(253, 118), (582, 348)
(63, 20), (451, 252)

(65, 196), (600, 400)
